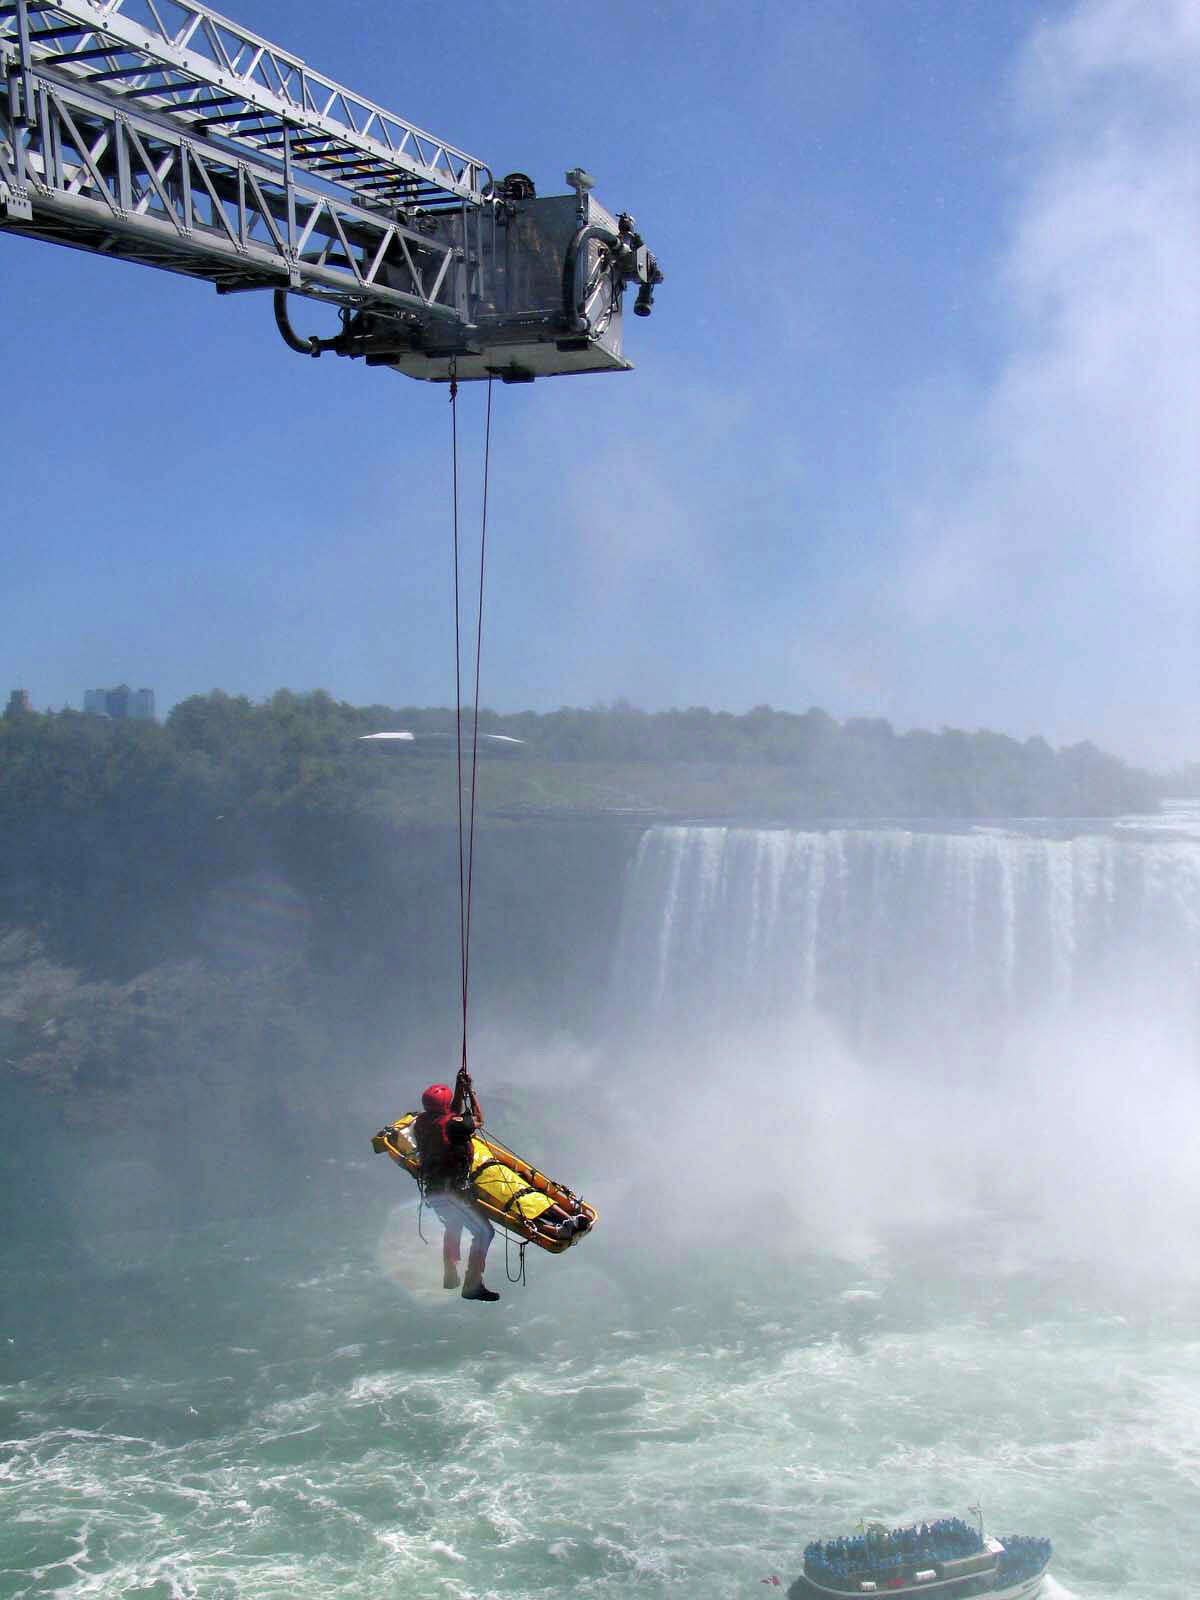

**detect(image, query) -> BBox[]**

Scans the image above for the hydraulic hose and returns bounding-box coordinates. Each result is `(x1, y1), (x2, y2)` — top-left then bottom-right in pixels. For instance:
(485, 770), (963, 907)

(560, 223), (617, 335)
(273, 290), (323, 357)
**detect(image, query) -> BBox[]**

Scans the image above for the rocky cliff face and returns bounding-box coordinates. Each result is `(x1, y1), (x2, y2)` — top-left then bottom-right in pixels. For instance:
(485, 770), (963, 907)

(0, 818), (638, 1223)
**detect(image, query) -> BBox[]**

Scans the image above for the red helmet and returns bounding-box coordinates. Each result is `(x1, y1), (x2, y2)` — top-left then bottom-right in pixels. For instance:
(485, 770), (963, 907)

(421, 1083), (452, 1113)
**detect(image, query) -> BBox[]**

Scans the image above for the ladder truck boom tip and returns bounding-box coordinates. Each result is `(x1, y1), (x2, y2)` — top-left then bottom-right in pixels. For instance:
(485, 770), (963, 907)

(1, 0), (662, 383)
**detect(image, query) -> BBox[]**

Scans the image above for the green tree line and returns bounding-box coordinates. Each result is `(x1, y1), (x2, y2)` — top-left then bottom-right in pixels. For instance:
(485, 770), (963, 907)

(0, 688), (1167, 981)
(0, 688), (1162, 831)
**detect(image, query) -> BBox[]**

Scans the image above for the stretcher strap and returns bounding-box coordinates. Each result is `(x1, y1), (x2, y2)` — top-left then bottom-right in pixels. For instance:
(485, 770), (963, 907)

(473, 1159), (544, 1220)
(474, 1138), (575, 1205)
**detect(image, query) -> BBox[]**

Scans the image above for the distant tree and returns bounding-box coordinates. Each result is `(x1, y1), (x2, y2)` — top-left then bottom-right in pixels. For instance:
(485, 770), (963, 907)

(167, 691), (257, 762)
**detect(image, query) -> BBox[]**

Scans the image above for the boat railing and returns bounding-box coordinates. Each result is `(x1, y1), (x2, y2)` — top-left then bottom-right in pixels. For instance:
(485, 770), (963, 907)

(996, 1535), (1052, 1585)
(803, 1518), (996, 1591)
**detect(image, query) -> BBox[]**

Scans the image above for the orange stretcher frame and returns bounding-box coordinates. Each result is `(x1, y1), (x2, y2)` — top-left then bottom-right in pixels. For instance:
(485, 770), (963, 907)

(372, 1113), (598, 1254)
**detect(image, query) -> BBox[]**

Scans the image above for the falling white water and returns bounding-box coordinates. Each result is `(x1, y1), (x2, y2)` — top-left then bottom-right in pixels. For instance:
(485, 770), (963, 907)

(600, 820), (1200, 1270)
(611, 826), (1200, 1059)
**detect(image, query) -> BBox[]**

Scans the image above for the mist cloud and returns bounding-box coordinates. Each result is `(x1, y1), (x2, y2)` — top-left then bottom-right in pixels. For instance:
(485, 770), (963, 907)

(887, 0), (1200, 767)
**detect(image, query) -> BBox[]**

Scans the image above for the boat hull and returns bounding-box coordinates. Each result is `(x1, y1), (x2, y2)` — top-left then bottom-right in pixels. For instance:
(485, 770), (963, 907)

(789, 1565), (1048, 1600)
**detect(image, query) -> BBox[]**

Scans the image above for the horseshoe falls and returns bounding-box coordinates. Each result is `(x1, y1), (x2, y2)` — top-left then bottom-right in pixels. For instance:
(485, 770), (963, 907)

(613, 825), (1200, 1052)
(609, 823), (1200, 1268)
(4, 820), (1200, 1600)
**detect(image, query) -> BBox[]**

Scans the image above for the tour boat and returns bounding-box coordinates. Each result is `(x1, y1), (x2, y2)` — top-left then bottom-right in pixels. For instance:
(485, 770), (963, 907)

(789, 1517), (1051, 1600)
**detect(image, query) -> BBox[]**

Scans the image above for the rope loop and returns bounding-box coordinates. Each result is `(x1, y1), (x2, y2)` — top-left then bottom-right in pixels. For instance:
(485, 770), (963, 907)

(504, 1231), (529, 1286)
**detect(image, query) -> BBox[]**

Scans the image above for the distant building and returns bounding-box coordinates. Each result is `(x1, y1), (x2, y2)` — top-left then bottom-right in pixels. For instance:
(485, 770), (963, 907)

(5, 689), (31, 717)
(83, 684), (156, 721)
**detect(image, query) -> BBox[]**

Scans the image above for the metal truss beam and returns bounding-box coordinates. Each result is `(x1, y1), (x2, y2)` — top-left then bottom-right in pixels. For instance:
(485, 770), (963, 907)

(0, 0), (663, 381)
(0, 0), (489, 207)
(0, 7), (472, 319)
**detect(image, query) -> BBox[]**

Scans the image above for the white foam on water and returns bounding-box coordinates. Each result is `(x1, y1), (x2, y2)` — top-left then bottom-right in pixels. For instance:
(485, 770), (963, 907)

(8, 1268), (1188, 1599)
(1041, 1580), (1082, 1600)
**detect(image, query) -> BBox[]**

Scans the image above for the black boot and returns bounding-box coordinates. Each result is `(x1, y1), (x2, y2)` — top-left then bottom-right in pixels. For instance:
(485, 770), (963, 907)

(462, 1282), (500, 1302)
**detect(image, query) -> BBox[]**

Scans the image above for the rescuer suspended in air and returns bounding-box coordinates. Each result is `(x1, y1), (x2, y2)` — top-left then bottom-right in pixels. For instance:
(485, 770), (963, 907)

(373, 1066), (596, 1304)
(409, 1069), (499, 1302)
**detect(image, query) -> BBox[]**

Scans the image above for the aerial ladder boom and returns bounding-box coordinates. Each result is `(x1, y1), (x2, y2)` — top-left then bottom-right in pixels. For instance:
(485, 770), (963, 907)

(0, 0), (662, 381)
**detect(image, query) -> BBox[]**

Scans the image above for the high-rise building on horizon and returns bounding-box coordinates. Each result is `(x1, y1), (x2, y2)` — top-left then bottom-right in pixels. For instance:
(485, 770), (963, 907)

(5, 689), (31, 717)
(84, 684), (156, 720)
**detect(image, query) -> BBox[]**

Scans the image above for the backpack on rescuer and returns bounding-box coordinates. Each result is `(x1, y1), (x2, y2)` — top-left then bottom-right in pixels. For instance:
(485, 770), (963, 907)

(411, 1083), (470, 1193)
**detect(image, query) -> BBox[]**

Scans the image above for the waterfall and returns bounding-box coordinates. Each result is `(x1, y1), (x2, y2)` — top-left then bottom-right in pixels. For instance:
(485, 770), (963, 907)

(611, 825), (1200, 1059)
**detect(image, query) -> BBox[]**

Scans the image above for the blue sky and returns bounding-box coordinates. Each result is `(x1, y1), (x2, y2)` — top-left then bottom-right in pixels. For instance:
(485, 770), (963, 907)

(4, 0), (1198, 769)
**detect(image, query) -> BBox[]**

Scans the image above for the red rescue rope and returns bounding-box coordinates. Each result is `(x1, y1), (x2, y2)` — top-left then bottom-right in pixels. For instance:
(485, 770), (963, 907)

(448, 369), (495, 1076)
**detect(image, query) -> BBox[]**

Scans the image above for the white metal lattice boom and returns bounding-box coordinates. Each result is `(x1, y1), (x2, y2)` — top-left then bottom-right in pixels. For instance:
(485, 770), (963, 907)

(0, 0), (663, 381)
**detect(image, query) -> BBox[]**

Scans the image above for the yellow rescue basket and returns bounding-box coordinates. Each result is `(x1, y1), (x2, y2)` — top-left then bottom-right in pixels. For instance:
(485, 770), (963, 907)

(372, 1113), (597, 1254)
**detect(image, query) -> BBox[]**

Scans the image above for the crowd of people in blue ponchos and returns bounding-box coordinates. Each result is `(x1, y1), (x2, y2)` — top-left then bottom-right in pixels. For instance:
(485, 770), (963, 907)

(996, 1535), (1053, 1584)
(802, 1519), (1052, 1590)
(804, 1517), (984, 1580)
